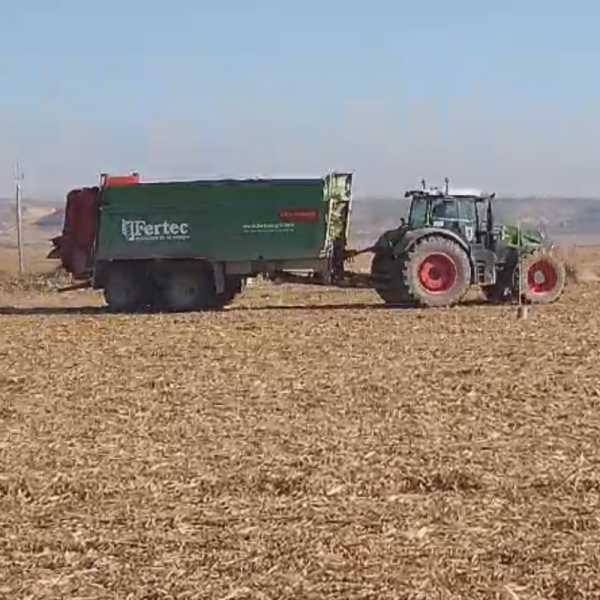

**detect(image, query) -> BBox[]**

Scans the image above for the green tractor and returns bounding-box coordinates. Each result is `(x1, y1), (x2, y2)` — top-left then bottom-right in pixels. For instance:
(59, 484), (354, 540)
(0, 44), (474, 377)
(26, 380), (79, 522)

(369, 179), (566, 307)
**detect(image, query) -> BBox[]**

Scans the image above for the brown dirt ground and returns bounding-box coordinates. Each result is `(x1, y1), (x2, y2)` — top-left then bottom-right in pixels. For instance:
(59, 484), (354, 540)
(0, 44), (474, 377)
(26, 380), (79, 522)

(1, 246), (600, 599)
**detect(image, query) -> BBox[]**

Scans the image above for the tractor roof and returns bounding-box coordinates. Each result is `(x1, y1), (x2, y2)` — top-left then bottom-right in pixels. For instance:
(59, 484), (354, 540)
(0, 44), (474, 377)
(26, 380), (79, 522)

(404, 186), (495, 201)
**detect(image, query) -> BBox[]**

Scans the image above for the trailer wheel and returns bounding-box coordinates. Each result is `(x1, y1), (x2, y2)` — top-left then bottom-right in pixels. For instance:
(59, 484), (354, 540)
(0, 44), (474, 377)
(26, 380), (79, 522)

(218, 276), (245, 307)
(370, 253), (411, 305)
(104, 266), (146, 312)
(163, 267), (215, 312)
(403, 236), (471, 307)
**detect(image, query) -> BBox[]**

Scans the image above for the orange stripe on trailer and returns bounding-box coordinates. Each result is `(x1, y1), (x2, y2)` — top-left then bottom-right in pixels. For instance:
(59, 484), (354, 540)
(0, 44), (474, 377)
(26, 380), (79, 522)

(101, 172), (140, 187)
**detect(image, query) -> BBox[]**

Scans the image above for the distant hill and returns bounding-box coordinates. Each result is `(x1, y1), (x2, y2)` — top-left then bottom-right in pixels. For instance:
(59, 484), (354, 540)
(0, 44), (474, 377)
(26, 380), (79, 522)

(0, 199), (59, 247)
(1, 193), (600, 249)
(348, 195), (600, 246)
(36, 208), (64, 230)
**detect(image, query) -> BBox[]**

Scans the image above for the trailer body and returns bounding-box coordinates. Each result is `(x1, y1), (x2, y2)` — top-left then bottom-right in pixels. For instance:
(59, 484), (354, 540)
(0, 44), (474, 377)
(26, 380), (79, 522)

(49, 172), (354, 310)
(96, 176), (351, 264)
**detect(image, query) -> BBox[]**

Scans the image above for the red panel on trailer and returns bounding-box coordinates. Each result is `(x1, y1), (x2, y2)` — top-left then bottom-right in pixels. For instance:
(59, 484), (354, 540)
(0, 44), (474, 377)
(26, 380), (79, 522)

(48, 173), (141, 278)
(103, 173), (140, 187)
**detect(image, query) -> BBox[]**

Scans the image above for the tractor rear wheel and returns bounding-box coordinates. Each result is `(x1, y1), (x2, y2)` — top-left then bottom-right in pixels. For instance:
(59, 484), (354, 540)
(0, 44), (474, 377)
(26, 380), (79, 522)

(370, 253), (411, 305)
(402, 236), (471, 307)
(514, 249), (566, 304)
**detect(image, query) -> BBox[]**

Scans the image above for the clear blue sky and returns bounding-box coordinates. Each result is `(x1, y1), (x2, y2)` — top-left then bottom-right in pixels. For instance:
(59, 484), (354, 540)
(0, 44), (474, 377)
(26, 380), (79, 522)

(0, 0), (599, 198)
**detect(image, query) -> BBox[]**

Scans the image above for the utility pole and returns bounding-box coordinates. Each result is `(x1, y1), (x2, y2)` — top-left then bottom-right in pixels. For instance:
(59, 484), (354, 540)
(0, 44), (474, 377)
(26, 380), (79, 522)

(14, 162), (24, 274)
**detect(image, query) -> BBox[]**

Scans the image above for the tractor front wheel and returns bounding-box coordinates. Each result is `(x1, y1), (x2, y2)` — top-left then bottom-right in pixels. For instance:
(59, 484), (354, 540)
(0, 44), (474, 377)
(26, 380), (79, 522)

(515, 250), (566, 304)
(403, 237), (471, 307)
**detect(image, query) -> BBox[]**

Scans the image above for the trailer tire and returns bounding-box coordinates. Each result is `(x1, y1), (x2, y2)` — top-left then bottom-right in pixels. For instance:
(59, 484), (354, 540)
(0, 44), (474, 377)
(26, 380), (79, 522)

(218, 276), (245, 307)
(163, 266), (216, 312)
(104, 265), (147, 312)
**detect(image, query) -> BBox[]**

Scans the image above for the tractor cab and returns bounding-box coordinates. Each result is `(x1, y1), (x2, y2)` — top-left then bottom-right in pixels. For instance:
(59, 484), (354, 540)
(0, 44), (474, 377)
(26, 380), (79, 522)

(405, 178), (496, 248)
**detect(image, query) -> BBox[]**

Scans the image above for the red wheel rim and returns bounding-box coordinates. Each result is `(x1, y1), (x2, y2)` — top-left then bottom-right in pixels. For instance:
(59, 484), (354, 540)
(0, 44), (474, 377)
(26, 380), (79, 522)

(418, 253), (457, 293)
(527, 259), (558, 294)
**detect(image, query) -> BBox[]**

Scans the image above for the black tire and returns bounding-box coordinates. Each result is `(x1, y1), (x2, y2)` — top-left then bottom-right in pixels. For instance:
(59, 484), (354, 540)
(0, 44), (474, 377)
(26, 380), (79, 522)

(217, 276), (245, 307)
(402, 236), (471, 307)
(370, 253), (411, 305)
(163, 265), (216, 312)
(513, 249), (566, 304)
(103, 265), (147, 312)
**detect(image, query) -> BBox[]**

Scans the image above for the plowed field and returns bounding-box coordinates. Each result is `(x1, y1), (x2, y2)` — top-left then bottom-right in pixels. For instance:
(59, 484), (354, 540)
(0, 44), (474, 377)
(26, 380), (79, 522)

(1, 254), (599, 599)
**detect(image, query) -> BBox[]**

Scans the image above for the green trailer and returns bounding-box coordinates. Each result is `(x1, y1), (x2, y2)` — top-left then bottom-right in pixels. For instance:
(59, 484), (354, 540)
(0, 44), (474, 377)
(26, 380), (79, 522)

(48, 174), (567, 311)
(49, 172), (354, 311)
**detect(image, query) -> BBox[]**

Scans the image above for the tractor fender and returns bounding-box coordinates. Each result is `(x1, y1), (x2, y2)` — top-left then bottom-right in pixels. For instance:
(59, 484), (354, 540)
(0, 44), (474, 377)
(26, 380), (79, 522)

(393, 227), (472, 258)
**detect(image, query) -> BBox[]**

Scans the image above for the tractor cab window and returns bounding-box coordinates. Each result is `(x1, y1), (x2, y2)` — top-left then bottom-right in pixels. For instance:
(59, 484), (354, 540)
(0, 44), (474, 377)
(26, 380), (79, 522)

(456, 198), (477, 224)
(478, 199), (492, 232)
(430, 198), (479, 240)
(408, 198), (428, 228)
(430, 199), (459, 224)
(457, 198), (479, 242)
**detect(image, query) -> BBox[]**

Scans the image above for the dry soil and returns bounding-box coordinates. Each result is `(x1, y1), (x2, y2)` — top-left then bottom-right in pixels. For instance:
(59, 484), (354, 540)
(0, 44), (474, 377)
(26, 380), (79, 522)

(0, 248), (599, 599)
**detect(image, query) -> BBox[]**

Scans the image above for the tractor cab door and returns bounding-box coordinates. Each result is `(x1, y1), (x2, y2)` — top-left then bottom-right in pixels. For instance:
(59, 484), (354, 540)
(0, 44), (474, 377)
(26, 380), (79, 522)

(480, 198), (498, 250)
(430, 198), (477, 243)
(408, 197), (428, 228)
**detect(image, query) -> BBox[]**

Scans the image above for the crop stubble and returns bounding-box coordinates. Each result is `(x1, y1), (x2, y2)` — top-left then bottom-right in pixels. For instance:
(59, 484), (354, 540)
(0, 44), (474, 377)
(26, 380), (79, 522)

(1, 280), (600, 599)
